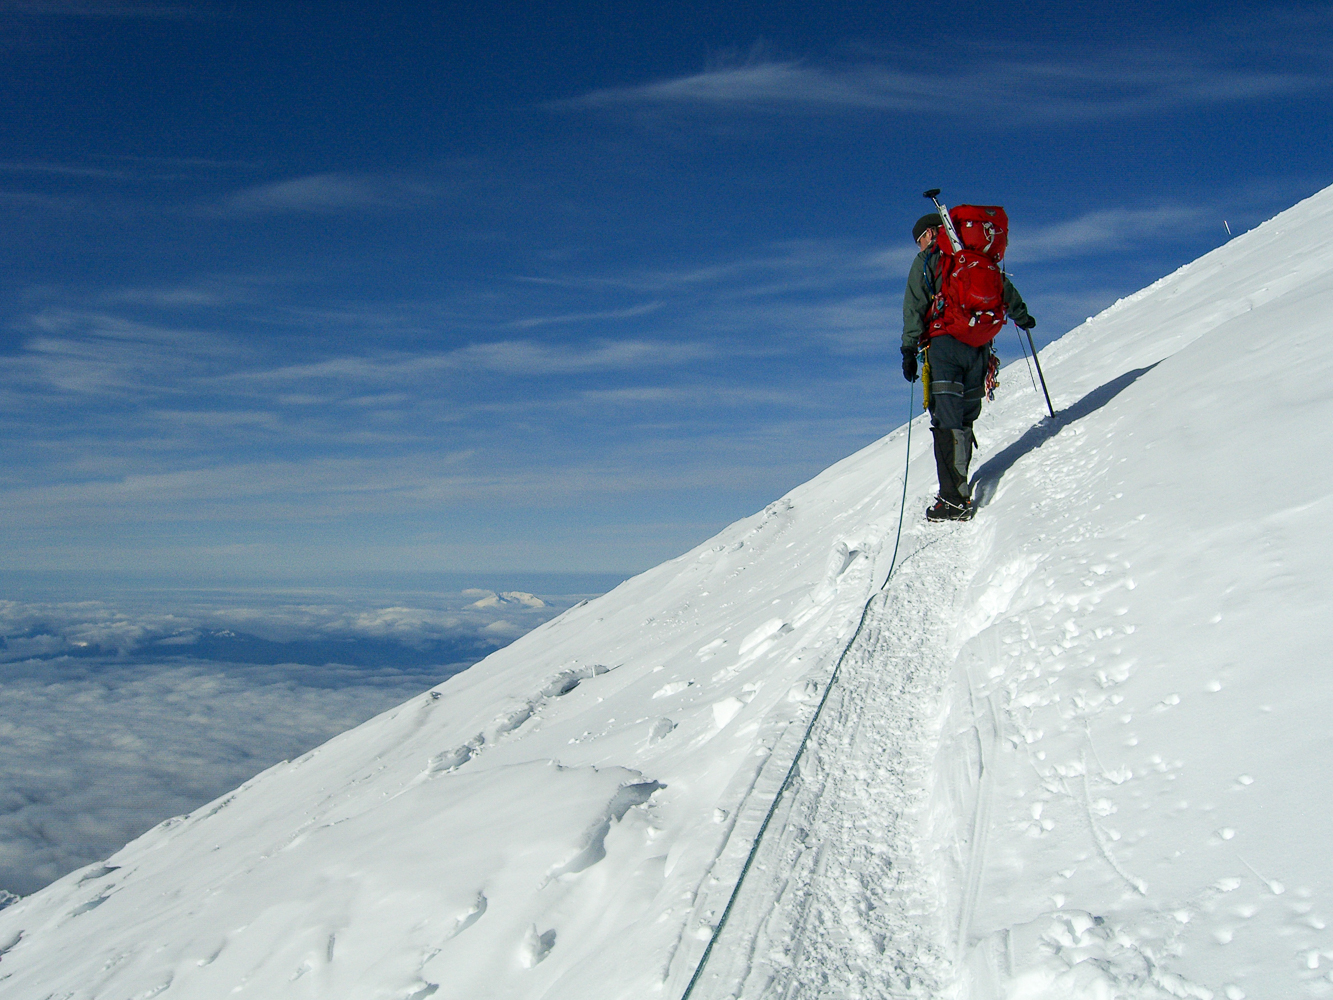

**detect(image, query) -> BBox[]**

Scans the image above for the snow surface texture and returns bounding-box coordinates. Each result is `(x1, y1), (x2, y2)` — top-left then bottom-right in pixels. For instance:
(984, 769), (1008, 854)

(2, 185), (1331, 999)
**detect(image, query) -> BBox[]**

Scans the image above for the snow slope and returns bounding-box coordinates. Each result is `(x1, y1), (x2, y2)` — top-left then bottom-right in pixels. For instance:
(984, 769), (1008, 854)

(2, 184), (1331, 1000)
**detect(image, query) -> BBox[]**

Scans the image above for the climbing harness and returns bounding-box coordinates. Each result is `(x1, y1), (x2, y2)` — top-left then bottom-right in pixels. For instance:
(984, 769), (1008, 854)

(678, 388), (918, 1000)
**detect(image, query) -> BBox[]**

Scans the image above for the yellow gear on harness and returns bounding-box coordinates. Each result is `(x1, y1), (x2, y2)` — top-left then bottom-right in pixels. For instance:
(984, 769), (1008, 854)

(921, 349), (931, 410)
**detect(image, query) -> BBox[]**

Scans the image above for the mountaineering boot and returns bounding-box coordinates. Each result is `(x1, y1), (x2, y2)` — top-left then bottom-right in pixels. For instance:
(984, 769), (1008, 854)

(926, 495), (975, 522)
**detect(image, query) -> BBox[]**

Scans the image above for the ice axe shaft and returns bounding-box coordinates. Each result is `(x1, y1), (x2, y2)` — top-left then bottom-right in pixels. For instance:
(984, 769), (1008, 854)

(1025, 328), (1056, 418)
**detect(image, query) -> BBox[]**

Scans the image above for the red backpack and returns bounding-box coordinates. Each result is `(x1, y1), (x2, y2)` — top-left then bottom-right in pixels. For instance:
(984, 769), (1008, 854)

(926, 204), (1009, 347)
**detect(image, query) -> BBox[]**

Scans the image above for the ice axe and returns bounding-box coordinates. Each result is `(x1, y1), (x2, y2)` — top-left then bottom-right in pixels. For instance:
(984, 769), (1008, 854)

(923, 189), (1056, 419)
(922, 188), (962, 253)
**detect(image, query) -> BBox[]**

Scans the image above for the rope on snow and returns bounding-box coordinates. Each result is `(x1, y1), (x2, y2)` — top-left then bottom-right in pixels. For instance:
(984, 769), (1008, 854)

(678, 388), (918, 1000)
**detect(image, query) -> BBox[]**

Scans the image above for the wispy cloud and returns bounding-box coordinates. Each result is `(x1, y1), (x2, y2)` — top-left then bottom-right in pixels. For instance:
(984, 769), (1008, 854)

(543, 239), (899, 297)
(717, 295), (895, 355)
(0, 449), (800, 528)
(0, 454), (478, 526)
(221, 173), (433, 215)
(224, 337), (715, 389)
(1007, 205), (1215, 263)
(0, 160), (134, 179)
(0, 156), (259, 184)
(0, 658), (402, 895)
(576, 383), (808, 410)
(447, 337), (712, 374)
(567, 52), (1324, 122)
(4, 309), (248, 396)
(574, 61), (939, 112)
(509, 301), (663, 329)
(106, 285), (231, 307)
(8, 1), (205, 18)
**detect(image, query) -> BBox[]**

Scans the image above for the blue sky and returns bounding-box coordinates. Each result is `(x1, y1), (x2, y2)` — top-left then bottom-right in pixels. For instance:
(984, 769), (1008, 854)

(3, 0), (1331, 580)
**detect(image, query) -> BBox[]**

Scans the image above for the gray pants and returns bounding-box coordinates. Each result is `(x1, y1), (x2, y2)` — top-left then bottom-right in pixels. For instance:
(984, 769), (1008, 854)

(926, 335), (989, 501)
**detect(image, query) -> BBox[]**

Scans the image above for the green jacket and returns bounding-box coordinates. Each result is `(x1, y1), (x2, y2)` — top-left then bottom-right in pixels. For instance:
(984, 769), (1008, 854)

(902, 249), (1032, 352)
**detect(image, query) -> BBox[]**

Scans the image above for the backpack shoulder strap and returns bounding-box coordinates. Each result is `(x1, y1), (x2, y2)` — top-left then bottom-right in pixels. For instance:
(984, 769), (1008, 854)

(922, 250), (939, 298)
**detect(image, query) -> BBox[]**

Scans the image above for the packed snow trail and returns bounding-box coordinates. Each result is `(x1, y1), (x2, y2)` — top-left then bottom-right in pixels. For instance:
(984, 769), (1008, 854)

(2, 185), (1332, 1000)
(685, 521), (985, 1000)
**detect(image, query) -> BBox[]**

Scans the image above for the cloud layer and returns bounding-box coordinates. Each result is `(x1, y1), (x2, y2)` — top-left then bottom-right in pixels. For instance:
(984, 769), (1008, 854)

(0, 584), (593, 897)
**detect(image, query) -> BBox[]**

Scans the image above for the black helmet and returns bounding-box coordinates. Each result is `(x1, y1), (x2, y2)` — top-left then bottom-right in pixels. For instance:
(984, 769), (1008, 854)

(912, 213), (942, 242)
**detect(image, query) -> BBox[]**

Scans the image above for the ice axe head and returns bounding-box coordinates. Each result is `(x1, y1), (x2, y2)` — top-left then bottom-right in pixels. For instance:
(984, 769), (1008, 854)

(923, 188), (941, 200)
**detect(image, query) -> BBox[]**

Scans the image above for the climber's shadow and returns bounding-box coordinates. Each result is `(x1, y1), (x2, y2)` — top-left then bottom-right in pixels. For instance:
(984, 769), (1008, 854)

(971, 361), (1161, 508)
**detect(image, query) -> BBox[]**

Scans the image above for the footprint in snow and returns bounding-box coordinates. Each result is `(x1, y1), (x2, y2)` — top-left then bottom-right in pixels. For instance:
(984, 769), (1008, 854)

(547, 781), (664, 880)
(539, 663), (611, 698)
(427, 740), (482, 775)
(75, 864), (120, 886)
(426, 665), (618, 777)
(520, 925), (556, 967)
(490, 703), (535, 736)
(0, 932), (25, 960)
(69, 893), (112, 917)
(449, 892), (487, 939)
(648, 718), (676, 743)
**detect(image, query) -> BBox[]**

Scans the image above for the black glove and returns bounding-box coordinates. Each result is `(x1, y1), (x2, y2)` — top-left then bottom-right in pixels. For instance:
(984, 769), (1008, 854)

(1016, 315), (1036, 331)
(901, 347), (918, 383)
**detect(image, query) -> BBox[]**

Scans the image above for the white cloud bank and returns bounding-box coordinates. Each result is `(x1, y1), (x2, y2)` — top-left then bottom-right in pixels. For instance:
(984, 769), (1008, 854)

(0, 660), (409, 896)
(0, 586), (591, 896)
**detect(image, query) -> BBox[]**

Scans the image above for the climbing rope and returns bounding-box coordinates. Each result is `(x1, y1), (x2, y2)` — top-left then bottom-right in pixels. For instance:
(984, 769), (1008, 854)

(678, 388), (918, 1000)
(886, 382), (916, 581)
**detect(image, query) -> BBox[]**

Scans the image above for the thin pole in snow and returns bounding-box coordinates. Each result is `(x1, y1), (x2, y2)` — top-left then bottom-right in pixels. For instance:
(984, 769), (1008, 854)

(1025, 328), (1056, 418)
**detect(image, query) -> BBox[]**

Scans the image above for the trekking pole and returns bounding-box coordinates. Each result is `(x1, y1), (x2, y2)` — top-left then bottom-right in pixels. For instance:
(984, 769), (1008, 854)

(1023, 326), (1056, 418)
